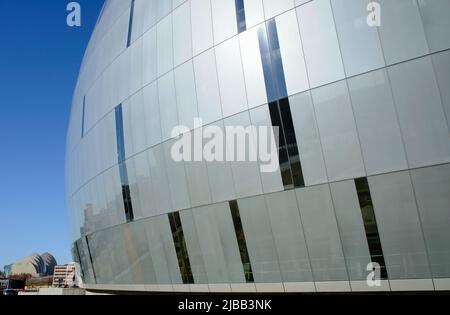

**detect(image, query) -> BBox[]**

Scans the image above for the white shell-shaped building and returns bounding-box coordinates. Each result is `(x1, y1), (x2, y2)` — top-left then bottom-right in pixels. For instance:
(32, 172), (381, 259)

(66, 0), (450, 293)
(8, 253), (57, 277)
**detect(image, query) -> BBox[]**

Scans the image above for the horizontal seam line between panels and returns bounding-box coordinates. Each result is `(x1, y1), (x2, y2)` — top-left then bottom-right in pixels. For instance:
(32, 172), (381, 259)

(68, 48), (450, 196)
(71, 46), (450, 157)
(69, 1), (326, 152)
(75, 1), (192, 123)
(70, 161), (450, 242)
(78, 4), (132, 84)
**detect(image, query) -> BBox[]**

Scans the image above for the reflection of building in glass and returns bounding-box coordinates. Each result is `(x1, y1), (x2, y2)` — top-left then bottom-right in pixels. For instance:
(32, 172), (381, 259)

(66, 0), (450, 293)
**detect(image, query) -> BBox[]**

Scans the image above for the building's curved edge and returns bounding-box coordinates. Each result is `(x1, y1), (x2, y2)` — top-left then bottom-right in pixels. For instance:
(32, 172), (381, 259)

(84, 278), (450, 294)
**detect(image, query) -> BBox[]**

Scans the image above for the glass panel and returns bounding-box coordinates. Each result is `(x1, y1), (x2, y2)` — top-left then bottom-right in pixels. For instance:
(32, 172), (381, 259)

(265, 190), (313, 282)
(158, 71), (179, 141)
(237, 196), (282, 283)
(224, 112), (263, 198)
(211, 0), (238, 44)
(163, 139), (191, 211)
(263, 0), (294, 19)
(173, 2), (192, 66)
(411, 164), (450, 278)
(330, 180), (373, 281)
(174, 61), (199, 130)
(279, 98), (304, 188)
(331, 0), (384, 76)
(180, 210), (209, 283)
(268, 101), (293, 189)
(266, 19), (288, 100)
(203, 121), (237, 203)
(157, 15), (173, 76)
(297, 0), (345, 88)
(121, 222), (155, 284)
(168, 212), (194, 284)
(126, 157), (142, 220)
(354, 178), (388, 279)
(184, 132), (213, 207)
(275, 10), (309, 95)
(348, 69), (408, 175)
(369, 171), (431, 279)
(129, 91), (147, 155)
(378, 0), (429, 65)
(242, 0), (264, 29)
(147, 145), (172, 215)
(156, 0), (172, 20)
(81, 96), (86, 138)
(193, 204), (246, 283)
(142, 81), (161, 147)
(215, 37), (249, 118)
(312, 80), (365, 181)
(289, 91), (328, 186)
(418, 0), (450, 52)
(229, 200), (254, 283)
(249, 105), (284, 194)
(193, 49), (223, 125)
(126, 0), (135, 47)
(258, 25), (278, 103)
(191, 0), (214, 56)
(432, 51), (450, 131)
(388, 57), (450, 168)
(235, 0), (247, 33)
(142, 27), (157, 85)
(143, 215), (173, 284)
(239, 26), (268, 108)
(130, 37), (144, 95)
(296, 184), (348, 281)
(115, 104), (134, 222)
(130, 0), (144, 41)
(134, 151), (157, 219)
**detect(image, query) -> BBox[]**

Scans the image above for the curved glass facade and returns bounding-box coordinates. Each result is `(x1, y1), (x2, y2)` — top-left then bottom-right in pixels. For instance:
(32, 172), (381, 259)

(67, 0), (450, 292)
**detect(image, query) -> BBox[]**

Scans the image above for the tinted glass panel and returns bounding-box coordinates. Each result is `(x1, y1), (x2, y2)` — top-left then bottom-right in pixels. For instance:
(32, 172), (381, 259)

(229, 200), (254, 283)
(168, 212), (194, 284)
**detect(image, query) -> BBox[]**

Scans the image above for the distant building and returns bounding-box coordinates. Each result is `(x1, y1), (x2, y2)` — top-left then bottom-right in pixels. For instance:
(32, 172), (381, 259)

(52, 264), (76, 288)
(6, 253), (57, 277)
(3, 264), (12, 277)
(0, 278), (25, 291)
(0, 279), (8, 290)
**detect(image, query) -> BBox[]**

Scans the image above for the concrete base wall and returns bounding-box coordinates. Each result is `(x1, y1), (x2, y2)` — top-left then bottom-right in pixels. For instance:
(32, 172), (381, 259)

(84, 278), (450, 294)
(19, 288), (86, 295)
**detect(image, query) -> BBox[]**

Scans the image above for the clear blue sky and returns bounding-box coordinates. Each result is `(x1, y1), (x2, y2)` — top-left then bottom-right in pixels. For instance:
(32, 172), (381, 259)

(0, 0), (104, 269)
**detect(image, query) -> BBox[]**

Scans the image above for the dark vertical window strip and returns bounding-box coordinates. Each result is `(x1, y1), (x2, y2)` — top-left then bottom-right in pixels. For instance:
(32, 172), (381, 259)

(115, 104), (134, 222)
(126, 0), (135, 48)
(235, 0), (247, 33)
(85, 236), (97, 284)
(278, 98), (305, 188)
(81, 96), (86, 139)
(257, 26), (278, 102)
(355, 178), (388, 280)
(120, 174), (134, 222)
(259, 19), (304, 188)
(229, 200), (254, 283)
(74, 241), (85, 278)
(266, 19), (288, 99)
(168, 212), (194, 284)
(268, 102), (294, 189)
(115, 104), (126, 164)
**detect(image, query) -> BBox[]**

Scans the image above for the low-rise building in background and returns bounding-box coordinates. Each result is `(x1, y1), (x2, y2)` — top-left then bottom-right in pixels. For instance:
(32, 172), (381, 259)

(52, 264), (76, 288)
